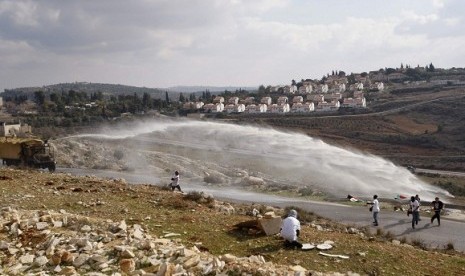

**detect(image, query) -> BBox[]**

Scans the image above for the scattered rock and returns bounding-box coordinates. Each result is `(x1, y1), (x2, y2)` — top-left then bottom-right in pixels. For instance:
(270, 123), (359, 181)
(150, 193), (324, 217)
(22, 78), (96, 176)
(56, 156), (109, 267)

(119, 258), (135, 273)
(0, 198), (368, 275)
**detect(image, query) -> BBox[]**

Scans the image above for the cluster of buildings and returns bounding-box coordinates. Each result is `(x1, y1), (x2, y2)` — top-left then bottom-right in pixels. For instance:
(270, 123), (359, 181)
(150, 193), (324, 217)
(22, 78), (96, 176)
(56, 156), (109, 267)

(270, 74), (384, 96)
(183, 93), (367, 114)
(183, 75), (381, 114)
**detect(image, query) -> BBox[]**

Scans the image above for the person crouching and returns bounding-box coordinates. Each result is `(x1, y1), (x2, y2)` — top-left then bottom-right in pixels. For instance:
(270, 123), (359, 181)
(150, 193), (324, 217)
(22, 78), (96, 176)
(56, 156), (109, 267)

(280, 209), (303, 249)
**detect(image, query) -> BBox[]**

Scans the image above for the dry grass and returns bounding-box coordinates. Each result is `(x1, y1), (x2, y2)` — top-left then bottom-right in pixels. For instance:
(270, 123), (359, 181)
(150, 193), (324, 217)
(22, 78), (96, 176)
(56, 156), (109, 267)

(1, 168), (465, 275)
(385, 115), (438, 135)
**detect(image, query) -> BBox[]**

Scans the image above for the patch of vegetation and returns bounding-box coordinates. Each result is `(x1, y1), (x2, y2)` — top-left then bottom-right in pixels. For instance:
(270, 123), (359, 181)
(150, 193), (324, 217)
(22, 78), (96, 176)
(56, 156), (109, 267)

(113, 149), (124, 160)
(298, 187), (314, 196)
(411, 238), (428, 250)
(435, 180), (465, 197)
(417, 172), (441, 178)
(446, 242), (455, 251)
(282, 206), (319, 223)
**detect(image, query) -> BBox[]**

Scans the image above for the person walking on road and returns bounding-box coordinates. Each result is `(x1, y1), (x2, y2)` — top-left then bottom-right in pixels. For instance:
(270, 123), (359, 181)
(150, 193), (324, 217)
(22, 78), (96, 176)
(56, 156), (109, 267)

(368, 195), (380, 226)
(409, 196), (420, 229)
(170, 171), (182, 192)
(431, 197), (444, 226)
(280, 209), (303, 249)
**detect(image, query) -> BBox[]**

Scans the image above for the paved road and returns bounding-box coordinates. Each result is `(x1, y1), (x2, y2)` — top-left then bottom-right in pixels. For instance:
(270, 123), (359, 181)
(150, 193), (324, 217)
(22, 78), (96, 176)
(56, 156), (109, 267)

(415, 168), (465, 178)
(59, 167), (465, 253)
(212, 189), (465, 253)
(282, 199), (465, 252)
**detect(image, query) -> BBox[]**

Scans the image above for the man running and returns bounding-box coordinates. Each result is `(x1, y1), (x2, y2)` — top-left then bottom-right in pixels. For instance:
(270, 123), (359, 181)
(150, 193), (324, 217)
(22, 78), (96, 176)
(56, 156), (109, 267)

(170, 171), (182, 192)
(431, 197), (444, 226)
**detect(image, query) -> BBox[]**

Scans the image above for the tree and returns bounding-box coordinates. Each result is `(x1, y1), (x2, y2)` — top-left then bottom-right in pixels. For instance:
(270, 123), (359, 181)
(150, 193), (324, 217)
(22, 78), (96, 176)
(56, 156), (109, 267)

(385, 68), (396, 74)
(142, 92), (152, 108)
(165, 91), (170, 104)
(179, 93), (185, 102)
(428, 63), (435, 72)
(92, 91), (104, 101)
(78, 91), (88, 102)
(67, 90), (77, 104)
(50, 93), (61, 104)
(265, 85), (272, 94)
(205, 90), (212, 102)
(258, 85), (266, 95)
(34, 91), (45, 106)
(348, 73), (356, 85)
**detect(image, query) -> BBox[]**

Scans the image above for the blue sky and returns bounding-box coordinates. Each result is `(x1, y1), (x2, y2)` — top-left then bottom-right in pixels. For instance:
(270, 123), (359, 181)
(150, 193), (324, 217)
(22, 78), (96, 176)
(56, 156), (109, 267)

(0, 0), (464, 91)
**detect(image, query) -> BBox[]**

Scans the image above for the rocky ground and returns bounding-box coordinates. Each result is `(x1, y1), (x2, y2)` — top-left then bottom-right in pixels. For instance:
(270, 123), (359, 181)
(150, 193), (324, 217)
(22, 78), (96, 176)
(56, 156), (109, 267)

(0, 168), (310, 275)
(1, 207), (312, 276)
(2, 168), (465, 275)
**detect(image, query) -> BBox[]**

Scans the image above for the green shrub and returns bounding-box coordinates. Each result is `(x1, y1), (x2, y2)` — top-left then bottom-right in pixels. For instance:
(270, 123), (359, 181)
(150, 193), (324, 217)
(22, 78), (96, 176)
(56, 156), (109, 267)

(298, 187), (314, 196)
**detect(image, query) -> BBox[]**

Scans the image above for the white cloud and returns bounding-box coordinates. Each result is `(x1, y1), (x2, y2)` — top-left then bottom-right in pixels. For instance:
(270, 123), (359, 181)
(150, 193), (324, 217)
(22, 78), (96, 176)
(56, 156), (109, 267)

(432, 0), (445, 8)
(0, 0), (464, 90)
(401, 10), (439, 24)
(444, 17), (461, 26)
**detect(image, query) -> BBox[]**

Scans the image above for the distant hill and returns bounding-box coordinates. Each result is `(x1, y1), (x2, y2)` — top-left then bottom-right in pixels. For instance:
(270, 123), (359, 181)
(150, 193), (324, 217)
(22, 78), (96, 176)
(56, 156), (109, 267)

(1, 82), (166, 99)
(166, 85), (257, 93)
(1, 83), (258, 100)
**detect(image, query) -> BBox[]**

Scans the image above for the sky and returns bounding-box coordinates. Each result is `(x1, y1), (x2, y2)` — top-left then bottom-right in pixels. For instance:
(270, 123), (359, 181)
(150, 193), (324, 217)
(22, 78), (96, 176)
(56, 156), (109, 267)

(1, 0), (464, 92)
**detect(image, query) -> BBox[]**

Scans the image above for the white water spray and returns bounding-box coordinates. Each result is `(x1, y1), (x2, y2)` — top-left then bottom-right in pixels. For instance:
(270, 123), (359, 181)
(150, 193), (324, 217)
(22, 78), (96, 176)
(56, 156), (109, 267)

(62, 117), (451, 201)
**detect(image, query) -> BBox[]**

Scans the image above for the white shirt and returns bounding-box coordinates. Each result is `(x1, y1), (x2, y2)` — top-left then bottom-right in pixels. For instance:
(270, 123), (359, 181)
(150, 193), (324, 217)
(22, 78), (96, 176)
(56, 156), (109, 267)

(172, 174), (179, 185)
(410, 200), (419, 212)
(372, 199), (380, 212)
(280, 216), (301, 242)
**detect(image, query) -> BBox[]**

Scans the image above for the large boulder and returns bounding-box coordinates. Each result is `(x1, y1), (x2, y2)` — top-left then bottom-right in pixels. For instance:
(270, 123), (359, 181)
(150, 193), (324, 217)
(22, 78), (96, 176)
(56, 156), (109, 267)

(203, 171), (226, 184)
(242, 176), (265, 187)
(258, 212), (282, 236)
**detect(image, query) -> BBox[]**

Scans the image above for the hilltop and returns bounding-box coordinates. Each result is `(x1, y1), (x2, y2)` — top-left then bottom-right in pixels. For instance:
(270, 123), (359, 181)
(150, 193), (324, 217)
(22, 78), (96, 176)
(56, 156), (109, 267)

(2, 82), (165, 99)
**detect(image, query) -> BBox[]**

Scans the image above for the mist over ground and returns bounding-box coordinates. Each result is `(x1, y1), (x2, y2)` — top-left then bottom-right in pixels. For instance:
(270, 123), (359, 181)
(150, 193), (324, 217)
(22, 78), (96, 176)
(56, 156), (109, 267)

(55, 117), (450, 201)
